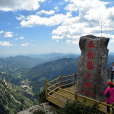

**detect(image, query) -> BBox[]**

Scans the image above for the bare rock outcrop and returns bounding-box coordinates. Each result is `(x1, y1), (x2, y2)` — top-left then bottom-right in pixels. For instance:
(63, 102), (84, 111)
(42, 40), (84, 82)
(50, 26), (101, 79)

(17, 102), (56, 114)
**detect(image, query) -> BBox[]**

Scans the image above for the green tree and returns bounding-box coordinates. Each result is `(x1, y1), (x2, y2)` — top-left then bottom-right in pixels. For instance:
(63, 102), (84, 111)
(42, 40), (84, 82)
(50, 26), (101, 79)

(62, 99), (101, 114)
(38, 89), (46, 103)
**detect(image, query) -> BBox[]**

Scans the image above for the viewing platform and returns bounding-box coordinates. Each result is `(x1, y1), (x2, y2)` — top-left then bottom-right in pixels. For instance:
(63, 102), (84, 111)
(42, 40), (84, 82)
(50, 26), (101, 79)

(46, 69), (114, 114)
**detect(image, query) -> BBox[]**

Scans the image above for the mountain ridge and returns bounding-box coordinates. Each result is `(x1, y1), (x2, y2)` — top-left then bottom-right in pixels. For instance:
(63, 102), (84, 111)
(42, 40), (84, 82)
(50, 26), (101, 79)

(0, 79), (38, 114)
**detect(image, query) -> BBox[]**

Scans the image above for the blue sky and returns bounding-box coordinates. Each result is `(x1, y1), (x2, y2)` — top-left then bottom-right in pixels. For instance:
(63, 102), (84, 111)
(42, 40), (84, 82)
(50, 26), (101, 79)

(0, 0), (114, 56)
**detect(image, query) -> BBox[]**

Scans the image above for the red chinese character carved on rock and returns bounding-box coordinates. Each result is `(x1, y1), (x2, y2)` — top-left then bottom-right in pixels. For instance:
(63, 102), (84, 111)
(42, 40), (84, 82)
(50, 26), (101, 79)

(86, 60), (94, 69)
(84, 81), (93, 90)
(81, 90), (94, 96)
(87, 41), (95, 48)
(86, 50), (95, 59)
(87, 71), (91, 79)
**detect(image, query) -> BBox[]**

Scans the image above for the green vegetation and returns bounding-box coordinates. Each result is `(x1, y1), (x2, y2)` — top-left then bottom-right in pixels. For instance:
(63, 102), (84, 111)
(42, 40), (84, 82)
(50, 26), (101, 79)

(22, 58), (79, 80)
(0, 104), (10, 114)
(39, 89), (46, 103)
(22, 58), (79, 97)
(0, 56), (45, 83)
(54, 99), (101, 114)
(0, 54), (113, 113)
(0, 80), (38, 114)
(0, 56), (44, 71)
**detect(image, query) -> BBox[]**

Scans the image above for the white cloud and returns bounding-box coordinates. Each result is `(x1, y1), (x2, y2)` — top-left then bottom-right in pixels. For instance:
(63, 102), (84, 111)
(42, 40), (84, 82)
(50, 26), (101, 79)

(72, 40), (79, 44)
(19, 13), (71, 27)
(56, 40), (59, 42)
(21, 42), (29, 46)
(16, 0), (114, 44)
(20, 37), (24, 39)
(15, 37), (24, 40)
(52, 36), (59, 39)
(0, 30), (4, 34)
(4, 31), (13, 37)
(0, 0), (46, 11)
(52, 26), (68, 35)
(16, 15), (25, 20)
(34, 45), (36, 46)
(52, 36), (63, 40)
(100, 33), (114, 42)
(66, 40), (71, 44)
(0, 41), (13, 46)
(51, 0), (114, 43)
(54, 7), (58, 11)
(64, 0), (109, 12)
(36, 10), (55, 15)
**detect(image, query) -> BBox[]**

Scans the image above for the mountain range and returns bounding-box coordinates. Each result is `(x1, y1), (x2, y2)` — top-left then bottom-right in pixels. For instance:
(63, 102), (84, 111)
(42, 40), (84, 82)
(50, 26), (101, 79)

(0, 53), (113, 114)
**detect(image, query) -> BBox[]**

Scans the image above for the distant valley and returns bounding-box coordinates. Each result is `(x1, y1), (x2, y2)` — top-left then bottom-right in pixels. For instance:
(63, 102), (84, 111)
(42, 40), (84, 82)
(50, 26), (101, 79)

(0, 53), (113, 114)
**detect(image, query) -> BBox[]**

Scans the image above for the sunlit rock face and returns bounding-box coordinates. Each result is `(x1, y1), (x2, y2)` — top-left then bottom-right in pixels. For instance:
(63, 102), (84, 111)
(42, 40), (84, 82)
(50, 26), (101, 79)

(76, 35), (109, 101)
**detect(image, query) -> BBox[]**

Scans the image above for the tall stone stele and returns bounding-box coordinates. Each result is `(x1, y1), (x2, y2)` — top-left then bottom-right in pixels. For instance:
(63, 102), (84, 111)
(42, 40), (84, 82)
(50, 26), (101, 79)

(76, 35), (109, 101)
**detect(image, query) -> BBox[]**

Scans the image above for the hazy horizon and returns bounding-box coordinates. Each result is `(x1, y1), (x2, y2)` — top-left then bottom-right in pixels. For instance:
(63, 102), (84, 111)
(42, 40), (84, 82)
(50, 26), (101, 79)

(0, 52), (80, 58)
(0, 52), (114, 58)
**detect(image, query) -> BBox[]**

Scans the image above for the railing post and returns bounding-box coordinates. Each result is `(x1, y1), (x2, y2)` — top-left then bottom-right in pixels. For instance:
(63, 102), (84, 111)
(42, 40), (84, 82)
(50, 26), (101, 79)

(59, 75), (61, 89)
(112, 103), (114, 114)
(75, 90), (78, 100)
(107, 68), (109, 79)
(74, 72), (76, 87)
(46, 80), (48, 99)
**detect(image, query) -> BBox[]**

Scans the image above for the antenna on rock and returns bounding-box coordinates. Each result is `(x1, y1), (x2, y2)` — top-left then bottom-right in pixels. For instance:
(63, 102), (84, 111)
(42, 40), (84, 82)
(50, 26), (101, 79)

(98, 21), (105, 37)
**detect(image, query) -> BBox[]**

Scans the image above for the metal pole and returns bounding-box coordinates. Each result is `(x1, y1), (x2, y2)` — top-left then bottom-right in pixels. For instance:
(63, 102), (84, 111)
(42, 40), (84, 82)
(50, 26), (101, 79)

(101, 22), (102, 37)
(98, 21), (105, 37)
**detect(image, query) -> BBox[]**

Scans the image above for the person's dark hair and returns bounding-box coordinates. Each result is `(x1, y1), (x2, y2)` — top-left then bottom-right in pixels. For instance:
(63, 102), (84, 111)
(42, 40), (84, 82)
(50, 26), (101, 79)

(110, 85), (114, 88)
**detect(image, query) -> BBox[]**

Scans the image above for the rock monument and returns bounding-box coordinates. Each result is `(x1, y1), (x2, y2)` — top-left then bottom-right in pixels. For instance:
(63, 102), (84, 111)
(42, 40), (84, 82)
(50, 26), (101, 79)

(76, 35), (109, 101)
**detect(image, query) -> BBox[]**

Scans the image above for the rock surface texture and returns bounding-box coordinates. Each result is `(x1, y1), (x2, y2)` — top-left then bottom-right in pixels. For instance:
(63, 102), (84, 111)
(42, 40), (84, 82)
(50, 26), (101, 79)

(76, 35), (109, 101)
(17, 102), (55, 114)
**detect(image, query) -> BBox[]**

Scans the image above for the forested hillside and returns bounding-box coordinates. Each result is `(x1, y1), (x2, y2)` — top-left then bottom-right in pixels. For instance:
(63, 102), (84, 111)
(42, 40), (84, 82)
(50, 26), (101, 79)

(0, 54), (113, 114)
(20, 57), (79, 95)
(0, 56), (44, 72)
(21, 58), (79, 80)
(0, 79), (38, 114)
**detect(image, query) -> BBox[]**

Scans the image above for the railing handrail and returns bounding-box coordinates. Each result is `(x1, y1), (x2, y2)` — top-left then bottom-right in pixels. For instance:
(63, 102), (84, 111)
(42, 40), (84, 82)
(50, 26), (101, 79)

(46, 72), (78, 98)
(48, 77), (59, 84)
(48, 73), (79, 84)
(61, 78), (74, 83)
(47, 68), (112, 95)
(46, 69), (114, 114)
(61, 74), (75, 78)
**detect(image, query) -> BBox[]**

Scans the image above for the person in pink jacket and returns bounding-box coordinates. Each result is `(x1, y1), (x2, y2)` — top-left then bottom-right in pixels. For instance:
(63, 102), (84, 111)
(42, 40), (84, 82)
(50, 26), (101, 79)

(104, 82), (114, 113)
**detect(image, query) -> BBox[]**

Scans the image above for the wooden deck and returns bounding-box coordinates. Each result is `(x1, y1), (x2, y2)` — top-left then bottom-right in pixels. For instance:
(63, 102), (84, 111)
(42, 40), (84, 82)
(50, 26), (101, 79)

(46, 71), (114, 114)
(47, 86), (75, 108)
(47, 86), (113, 114)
